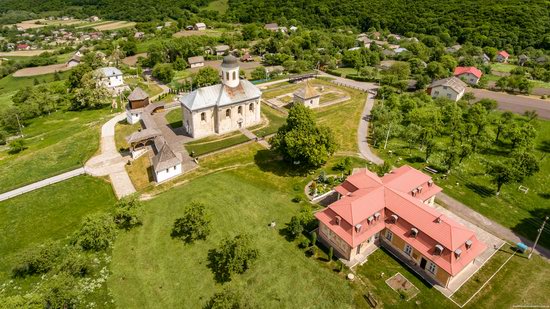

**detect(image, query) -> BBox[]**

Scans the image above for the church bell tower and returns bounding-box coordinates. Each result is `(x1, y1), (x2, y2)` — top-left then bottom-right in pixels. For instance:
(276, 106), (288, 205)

(221, 54), (240, 88)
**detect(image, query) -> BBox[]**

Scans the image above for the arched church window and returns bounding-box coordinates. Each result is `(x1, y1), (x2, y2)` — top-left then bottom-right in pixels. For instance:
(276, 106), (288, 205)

(226, 109), (231, 117)
(238, 106), (242, 114)
(225, 72), (229, 80)
(249, 103), (254, 111)
(201, 112), (206, 121)
(232, 71), (236, 80)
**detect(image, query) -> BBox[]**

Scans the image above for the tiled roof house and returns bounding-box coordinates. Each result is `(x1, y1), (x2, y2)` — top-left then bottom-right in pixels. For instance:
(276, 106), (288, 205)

(315, 166), (486, 287)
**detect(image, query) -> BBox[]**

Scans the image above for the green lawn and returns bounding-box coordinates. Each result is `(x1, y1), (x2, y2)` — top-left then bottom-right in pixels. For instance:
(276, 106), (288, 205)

(334, 67), (359, 77)
(251, 105), (286, 137)
(109, 162), (354, 308)
(115, 119), (141, 151)
(0, 72), (71, 96)
(165, 109), (182, 128)
(0, 108), (114, 193)
(0, 175), (116, 278)
(450, 245), (550, 307)
(491, 63), (518, 73)
(185, 133), (250, 156)
(374, 117), (550, 249)
(203, 0), (229, 13)
(125, 77), (163, 97)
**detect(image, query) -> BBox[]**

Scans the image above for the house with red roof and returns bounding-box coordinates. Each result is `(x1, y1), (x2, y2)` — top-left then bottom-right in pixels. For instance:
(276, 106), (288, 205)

(16, 44), (30, 51)
(315, 165), (486, 288)
(453, 66), (483, 85)
(495, 50), (510, 63)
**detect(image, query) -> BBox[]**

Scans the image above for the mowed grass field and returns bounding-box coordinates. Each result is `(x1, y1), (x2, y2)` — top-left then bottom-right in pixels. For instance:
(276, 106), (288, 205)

(0, 72), (71, 108)
(109, 151), (354, 308)
(0, 108), (114, 193)
(0, 175), (116, 279)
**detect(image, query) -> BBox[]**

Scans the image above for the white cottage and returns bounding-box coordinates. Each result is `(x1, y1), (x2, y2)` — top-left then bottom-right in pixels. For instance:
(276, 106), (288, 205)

(152, 140), (182, 183)
(293, 82), (320, 108)
(427, 77), (467, 102)
(188, 56), (205, 68)
(97, 67), (125, 92)
(180, 55), (262, 139)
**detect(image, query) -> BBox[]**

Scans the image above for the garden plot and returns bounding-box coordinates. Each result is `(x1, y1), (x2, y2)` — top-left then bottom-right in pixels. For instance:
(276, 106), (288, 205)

(262, 81), (349, 109)
(93, 21), (136, 31)
(385, 272), (420, 301)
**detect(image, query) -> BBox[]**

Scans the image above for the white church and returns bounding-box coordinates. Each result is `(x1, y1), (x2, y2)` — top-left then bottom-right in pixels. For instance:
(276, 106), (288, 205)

(179, 55), (262, 139)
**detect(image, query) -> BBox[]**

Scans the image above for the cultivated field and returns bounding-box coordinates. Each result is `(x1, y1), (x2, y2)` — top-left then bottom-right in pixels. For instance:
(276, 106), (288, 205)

(173, 29), (226, 38)
(122, 52), (147, 66)
(12, 63), (71, 77)
(93, 21), (137, 31)
(0, 50), (53, 57)
(14, 18), (83, 30)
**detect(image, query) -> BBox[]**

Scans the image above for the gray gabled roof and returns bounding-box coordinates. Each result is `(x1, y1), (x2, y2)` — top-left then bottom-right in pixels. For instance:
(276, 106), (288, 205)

(128, 87), (149, 101)
(294, 82), (320, 99)
(429, 77), (467, 94)
(98, 67), (122, 77)
(126, 128), (162, 144)
(188, 56), (204, 64)
(180, 79), (261, 111)
(152, 140), (182, 172)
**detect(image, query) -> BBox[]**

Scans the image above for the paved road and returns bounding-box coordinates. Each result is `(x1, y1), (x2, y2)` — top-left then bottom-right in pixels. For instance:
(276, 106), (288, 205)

(0, 168), (85, 202)
(469, 88), (550, 119)
(357, 92), (384, 165)
(85, 113), (136, 198)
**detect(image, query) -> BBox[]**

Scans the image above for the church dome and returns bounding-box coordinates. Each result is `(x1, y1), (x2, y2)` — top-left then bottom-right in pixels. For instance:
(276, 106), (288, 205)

(221, 54), (239, 68)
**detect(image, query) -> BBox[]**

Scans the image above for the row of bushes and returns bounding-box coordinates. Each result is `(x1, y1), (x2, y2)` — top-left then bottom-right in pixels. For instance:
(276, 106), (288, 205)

(324, 69), (342, 77)
(345, 74), (377, 82)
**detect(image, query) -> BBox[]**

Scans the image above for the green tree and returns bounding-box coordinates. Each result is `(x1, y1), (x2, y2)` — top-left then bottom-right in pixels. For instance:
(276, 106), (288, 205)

(194, 66), (220, 87)
(70, 72), (110, 110)
(207, 234), (259, 283)
(513, 152), (540, 182)
(203, 287), (256, 309)
(285, 216), (304, 240)
(426, 61), (447, 79)
(270, 103), (337, 168)
(113, 195), (143, 230)
(8, 138), (26, 154)
(71, 213), (117, 251)
(171, 201), (211, 244)
(41, 273), (80, 309)
(496, 77), (508, 91)
(487, 160), (517, 195)
(152, 63), (175, 84)
(251, 66), (266, 80)
(494, 111), (514, 142)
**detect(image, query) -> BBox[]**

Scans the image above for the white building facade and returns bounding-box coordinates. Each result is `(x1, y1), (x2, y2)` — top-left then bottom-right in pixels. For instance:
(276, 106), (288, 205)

(428, 77), (467, 102)
(180, 55), (262, 139)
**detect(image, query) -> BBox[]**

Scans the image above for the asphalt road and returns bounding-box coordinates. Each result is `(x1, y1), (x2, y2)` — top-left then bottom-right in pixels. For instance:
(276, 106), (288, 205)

(470, 88), (550, 119)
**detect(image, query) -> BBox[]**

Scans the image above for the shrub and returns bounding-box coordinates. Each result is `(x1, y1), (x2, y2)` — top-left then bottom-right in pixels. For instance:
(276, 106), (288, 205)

(113, 195), (143, 230)
(325, 69), (342, 77)
(285, 216), (304, 240)
(8, 138), (26, 154)
(291, 196), (303, 203)
(203, 287), (256, 309)
(334, 157), (353, 174)
(298, 235), (310, 249)
(41, 273), (80, 309)
(72, 213), (117, 251)
(56, 248), (90, 277)
(171, 201), (211, 244)
(346, 74), (374, 82)
(11, 240), (62, 277)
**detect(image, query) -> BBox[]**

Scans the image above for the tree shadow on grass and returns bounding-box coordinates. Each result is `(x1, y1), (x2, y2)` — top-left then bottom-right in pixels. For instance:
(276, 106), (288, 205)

(465, 182), (495, 198)
(253, 149), (313, 177)
(405, 156), (424, 164)
(511, 208), (550, 252)
(538, 192), (550, 199)
(536, 140), (550, 153)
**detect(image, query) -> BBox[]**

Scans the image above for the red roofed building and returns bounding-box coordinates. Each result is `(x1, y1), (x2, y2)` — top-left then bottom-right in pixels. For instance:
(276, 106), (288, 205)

(16, 44), (30, 51)
(453, 66), (483, 85)
(315, 165), (486, 287)
(496, 50), (510, 63)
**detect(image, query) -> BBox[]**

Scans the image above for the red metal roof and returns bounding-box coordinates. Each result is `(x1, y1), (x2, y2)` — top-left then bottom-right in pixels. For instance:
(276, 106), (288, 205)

(315, 165), (486, 275)
(497, 50), (510, 58)
(453, 66), (483, 79)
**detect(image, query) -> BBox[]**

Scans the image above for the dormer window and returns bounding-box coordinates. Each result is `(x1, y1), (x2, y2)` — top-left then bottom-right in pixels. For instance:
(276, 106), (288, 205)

(410, 228), (418, 238)
(428, 179), (434, 187)
(418, 186), (423, 193)
(367, 216), (374, 224)
(374, 212), (381, 220)
(411, 188), (418, 196)
(466, 239), (473, 250)
(454, 249), (462, 259)
(435, 216), (442, 224)
(391, 214), (398, 223)
(355, 224), (362, 233)
(335, 216), (341, 226)
(435, 244), (443, 255)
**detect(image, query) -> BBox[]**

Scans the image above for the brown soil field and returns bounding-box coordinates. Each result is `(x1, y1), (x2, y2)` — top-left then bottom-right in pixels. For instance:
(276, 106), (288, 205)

(122, 53), (148, 66)
(94, 21), (136, 31)
(0, 50), (53, 57)
(12, 63), (71, 77)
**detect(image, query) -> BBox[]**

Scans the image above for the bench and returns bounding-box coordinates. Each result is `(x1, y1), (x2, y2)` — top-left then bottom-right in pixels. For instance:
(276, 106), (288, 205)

(424, 167), (438, 174)
(363, 292), (378, 308)
(518, 185), (529, 194)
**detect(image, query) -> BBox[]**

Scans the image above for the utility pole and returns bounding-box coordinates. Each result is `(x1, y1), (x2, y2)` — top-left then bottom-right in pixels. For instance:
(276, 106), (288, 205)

(529, 216), (548, 259)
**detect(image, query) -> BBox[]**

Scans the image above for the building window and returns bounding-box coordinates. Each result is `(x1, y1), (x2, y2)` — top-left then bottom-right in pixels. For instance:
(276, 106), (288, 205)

(404, 244), (413, 256)
(165, 169), (169, 173)
(201, 112), (206, 121)
(249, 103), (254, 111)
(225, 109), (231, 118)
(434, 91), (439, 96)
(447, 93), (452, 98)
(385, 230), (393, 241)
(238, 106), (242, 114)
(225, 72), (229, 80)
(427, 261), (437, 274)
(232, 71), (236, 80)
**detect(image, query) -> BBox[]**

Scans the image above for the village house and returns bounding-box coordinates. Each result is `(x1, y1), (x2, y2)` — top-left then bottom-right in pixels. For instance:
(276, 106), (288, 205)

(194, 22), (207, 31)
(97, 67), (126, 94)
(66, 54), (81, 68)
(427, 77), (467, 102)
(293, 82), (320, 108)
(495, 50), (510, 63)
(214, 45), (230, 56)
(126, 87), (150, 124)
(16, 44), (30, 51)
(315, 166), (486, 287)
(89, 16), (100, 22)
(188, 56), (205, 68)
(152, 141), (182, 183)
(179, 55), (262, 139)
(134, 32), (145, 39)
(453, 66), (482, 85)
(264, 23), (279, 31)
(240, 52), (253, 62)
